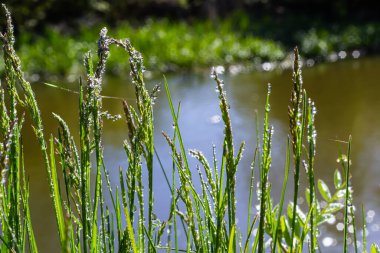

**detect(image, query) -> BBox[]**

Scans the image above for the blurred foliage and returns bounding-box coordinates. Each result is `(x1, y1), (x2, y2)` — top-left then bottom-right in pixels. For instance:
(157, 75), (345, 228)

(298, 24), (380, 57)
(15, 18), (285, 77)
(2, 0), (380, 78)
(4, 0), (380, 31)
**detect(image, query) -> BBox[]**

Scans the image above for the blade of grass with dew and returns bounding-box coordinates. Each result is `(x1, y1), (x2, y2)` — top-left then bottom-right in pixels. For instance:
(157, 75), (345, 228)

(163, 76), (190, 179)
(228, 225), (236, 253)
(247, 110), (259, 241)
(211, 69), (238, 252)
(343, 135), (352, 253)
(22, 178), (38, 253)
(163, 76), (201, 250)
(244, 214), (258, 253)
(216, 142), (227, 252)
(258, 84), (273, 253)
(0, 10), (54, 244)
(307, 98), (317, 253)
(166, 103), (181, 253)
(49, 136), (66, 248)
(272, 137), (291, 252)
(124, 204), (138, 253)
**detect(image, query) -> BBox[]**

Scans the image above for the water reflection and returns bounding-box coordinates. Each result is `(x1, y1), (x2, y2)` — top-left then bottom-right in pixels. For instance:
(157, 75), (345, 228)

(26, 57), (380, 252)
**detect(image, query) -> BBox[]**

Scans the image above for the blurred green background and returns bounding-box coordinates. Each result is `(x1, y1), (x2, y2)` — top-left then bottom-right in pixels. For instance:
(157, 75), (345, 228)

(3, 0), (380, 78)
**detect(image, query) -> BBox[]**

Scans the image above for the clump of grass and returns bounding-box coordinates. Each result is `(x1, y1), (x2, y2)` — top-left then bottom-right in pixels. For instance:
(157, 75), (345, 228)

(2, 5), (380, 253)
(0, 5), (38, 252)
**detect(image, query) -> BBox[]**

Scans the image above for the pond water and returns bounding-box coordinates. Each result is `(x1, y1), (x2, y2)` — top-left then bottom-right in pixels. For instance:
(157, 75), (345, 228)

(24, 56), (380, 252)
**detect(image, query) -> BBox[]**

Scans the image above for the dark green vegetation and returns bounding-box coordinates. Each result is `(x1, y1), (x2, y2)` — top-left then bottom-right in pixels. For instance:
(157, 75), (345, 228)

(1, 5), (380, 253)
(11, 19), (380, 78)
(5, 0), (380, 77)
(16, 19), (285, 76)
(6, 0), (380, 30)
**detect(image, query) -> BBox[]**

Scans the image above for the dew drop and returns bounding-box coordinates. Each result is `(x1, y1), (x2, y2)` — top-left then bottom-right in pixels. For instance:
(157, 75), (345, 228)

(215, 65), (225, 75)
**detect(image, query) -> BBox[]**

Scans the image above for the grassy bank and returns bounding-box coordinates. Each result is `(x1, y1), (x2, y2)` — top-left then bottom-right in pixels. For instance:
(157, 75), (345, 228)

(1, 5), (380, 252)
(11, 16), (380, 79)
(16, 19), (285, 78)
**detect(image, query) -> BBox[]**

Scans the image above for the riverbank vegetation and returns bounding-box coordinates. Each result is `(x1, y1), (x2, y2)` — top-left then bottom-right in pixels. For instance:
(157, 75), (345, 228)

(11, 18), (380, 78)
(1, 4), (380, 252)
(4, 0), (380, 78)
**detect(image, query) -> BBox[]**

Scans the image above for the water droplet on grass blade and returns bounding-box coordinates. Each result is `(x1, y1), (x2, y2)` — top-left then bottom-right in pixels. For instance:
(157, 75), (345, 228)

(215, 65), (225, 74)
(210, 67), (216, 79)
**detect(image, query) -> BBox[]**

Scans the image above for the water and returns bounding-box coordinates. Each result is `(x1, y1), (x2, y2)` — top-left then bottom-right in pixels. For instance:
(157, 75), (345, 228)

(24, 57), (380, 252)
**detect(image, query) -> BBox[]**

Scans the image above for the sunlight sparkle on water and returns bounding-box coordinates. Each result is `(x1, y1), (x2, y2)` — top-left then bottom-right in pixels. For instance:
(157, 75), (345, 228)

(322, 237), (336, 247)
(262, 62), (273, 71)
(368, 209), (375, 218)
(371, 224), (380, 232)
(327, 215), (336, 224)
(209, 115), (221, 124)
(352, 50), (360, 58)
(336, 223), (344, 231)
(338, 51), (347, 59)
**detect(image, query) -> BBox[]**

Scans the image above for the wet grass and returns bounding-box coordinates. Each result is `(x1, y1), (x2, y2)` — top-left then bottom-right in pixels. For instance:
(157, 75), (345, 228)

(0, 5), (379, 253)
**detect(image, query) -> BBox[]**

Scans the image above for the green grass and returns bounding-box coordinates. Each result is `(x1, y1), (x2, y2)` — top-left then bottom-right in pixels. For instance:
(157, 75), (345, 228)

(1, 4), (380, 253)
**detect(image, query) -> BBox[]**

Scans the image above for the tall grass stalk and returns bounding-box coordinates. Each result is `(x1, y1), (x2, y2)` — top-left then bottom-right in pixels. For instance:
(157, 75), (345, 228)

(0, 6), (38, 252)
(306, 99), (317, 253)
(257, 84), (273, 253)
(343, 136), (352, 253)
(362, 205), (367, 252)
(288, 47), (307, 252)
(211, 68), (244, 252)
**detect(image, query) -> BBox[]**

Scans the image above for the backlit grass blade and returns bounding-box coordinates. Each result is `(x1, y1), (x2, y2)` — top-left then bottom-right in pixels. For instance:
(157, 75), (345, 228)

(343, 136), (352, 253)
(228, 225), (236, 253)
(124, 206), (138, 253)
(49, 136), (66, 249)
(272, 138), (291, 252)
(258, 84), (273, 253)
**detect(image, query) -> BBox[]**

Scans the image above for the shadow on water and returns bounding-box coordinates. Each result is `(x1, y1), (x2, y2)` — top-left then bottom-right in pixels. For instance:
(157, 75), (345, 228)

(26, 56), (380, 252)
